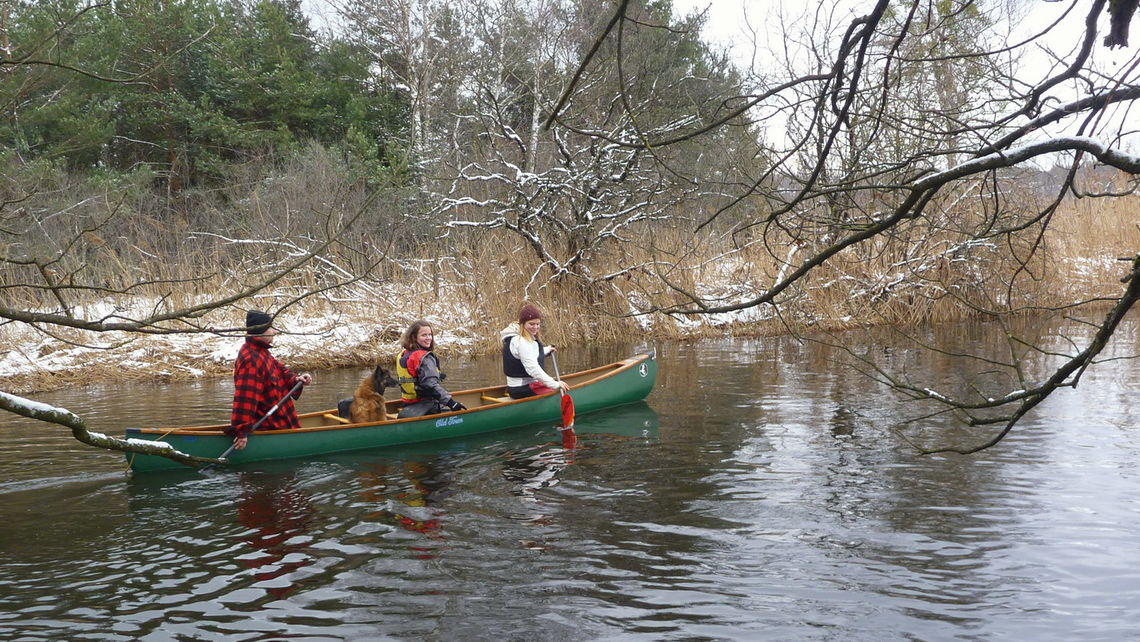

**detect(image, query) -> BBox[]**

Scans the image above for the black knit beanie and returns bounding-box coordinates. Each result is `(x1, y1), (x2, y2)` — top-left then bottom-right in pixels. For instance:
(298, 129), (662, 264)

(246, 309), (272, 335)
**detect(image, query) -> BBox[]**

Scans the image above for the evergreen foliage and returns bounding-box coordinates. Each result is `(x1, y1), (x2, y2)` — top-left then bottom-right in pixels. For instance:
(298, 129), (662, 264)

(0, 0), (408, 189)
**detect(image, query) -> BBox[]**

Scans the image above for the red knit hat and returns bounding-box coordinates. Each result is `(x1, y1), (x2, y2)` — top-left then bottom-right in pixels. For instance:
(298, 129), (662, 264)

(518, 304), (543, 324)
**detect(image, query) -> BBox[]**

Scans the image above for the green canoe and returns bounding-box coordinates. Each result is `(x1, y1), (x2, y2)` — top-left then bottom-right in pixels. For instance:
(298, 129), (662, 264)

(124, 353), (657, 472)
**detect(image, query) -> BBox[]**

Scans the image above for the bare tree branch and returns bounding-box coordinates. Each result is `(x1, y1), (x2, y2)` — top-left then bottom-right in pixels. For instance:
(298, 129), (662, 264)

(0, 390), (222, 467)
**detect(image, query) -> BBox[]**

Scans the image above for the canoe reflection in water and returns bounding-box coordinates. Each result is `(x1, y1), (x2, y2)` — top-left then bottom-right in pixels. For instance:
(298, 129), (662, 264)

(497, 403), (659, 528)
(235, 472), (317, 599)
(501, 438), (575, 500)
(499, 439), (574, 530)
(355, 458), (455, 558)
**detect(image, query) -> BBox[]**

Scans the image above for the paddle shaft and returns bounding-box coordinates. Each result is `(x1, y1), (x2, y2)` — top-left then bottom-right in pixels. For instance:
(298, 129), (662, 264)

(217, 380), (304, 461)
(551, 351), (562, 383)
(550, 352), (575, 430)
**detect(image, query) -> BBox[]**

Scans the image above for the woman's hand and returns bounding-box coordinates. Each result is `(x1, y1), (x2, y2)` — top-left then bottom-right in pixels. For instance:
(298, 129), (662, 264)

(558, 380), (570, 392)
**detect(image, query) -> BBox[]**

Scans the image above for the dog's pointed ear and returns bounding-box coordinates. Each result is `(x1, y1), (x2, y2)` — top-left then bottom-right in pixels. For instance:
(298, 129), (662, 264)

(372, 365), (386, 393)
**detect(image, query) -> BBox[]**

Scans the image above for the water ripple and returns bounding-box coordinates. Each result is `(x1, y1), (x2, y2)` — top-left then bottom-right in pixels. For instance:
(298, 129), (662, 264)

(6, 339), (1140, 639)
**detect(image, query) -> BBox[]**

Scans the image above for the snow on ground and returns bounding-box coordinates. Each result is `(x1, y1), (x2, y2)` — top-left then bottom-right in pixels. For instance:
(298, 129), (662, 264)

(1, 278), (522, 393)
(0, 250), (1122, 394)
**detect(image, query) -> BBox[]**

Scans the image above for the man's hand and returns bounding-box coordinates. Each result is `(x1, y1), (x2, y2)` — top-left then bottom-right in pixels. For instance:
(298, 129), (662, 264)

(233, 435), (248, 450)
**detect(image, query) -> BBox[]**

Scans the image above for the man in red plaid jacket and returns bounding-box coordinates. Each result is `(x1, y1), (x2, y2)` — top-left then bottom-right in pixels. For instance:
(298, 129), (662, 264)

(227, 310), (313, 451)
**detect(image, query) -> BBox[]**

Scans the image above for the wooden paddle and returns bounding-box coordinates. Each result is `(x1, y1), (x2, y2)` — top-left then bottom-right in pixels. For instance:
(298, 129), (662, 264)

(217, 380), (304, 462)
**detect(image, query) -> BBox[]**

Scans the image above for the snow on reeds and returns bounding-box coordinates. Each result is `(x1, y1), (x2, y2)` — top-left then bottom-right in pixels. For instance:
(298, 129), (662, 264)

(3, 187), (1137, 394)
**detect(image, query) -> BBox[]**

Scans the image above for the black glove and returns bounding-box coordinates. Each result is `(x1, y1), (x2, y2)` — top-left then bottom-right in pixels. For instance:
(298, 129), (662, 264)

(446, 399), (466, 411)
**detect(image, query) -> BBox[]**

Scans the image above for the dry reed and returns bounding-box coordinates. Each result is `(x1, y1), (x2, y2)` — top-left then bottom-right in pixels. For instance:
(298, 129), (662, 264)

(3, 151), (1138, 394)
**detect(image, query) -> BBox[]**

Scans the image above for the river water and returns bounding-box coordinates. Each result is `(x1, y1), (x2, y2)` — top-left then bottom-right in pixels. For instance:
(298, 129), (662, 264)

(2, 320), (1139, 640)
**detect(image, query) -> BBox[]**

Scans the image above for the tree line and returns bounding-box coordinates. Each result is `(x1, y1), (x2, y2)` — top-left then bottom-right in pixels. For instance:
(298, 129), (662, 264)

(1, 0), (751, 195)
(2, 0), (406, 190)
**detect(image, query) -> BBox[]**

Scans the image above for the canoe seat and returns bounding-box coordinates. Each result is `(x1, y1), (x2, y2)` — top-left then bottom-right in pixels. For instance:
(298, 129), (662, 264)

(387, 412), (398, 420)
(481, 394), (511, 403)
(323, 413), (351, 424)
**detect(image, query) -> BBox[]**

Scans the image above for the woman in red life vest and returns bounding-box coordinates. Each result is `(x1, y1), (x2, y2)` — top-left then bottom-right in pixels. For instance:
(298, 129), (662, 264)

(395, 319), (465, 418)
(499, 304), (570, 399)
(227, 310), (313, 451)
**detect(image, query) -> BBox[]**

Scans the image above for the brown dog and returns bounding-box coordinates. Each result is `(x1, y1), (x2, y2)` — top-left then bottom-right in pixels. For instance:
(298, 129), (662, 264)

(349, 365), (398, 423)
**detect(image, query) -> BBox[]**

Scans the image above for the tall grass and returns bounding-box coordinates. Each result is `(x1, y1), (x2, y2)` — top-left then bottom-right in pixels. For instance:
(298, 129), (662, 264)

(3, 148), (1137, 393)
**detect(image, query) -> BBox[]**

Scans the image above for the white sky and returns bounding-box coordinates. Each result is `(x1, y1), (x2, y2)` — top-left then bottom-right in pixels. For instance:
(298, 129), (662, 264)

(673, 0), (1139, 151)
(672, 0), (1134, 68)
(672, 0), (776, 51)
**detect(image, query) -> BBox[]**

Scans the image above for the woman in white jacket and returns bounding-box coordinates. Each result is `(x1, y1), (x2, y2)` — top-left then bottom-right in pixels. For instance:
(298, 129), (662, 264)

(500, 304), (571, 399)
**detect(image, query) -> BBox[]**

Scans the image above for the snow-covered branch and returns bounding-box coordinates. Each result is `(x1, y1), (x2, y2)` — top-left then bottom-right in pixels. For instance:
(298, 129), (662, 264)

(0, 390), (222, 468)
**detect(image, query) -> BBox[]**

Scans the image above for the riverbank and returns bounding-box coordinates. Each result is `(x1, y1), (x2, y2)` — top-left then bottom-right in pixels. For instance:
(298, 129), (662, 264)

(0, 289), (746, 395)
(5, 184), (1137, 397)
(1, 255), (1127, 396)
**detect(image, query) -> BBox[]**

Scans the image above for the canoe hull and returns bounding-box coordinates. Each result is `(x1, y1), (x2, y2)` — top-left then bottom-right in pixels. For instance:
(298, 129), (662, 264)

(124, 353), (657, 472)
